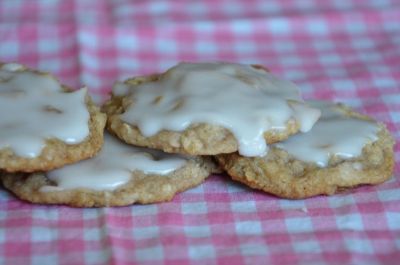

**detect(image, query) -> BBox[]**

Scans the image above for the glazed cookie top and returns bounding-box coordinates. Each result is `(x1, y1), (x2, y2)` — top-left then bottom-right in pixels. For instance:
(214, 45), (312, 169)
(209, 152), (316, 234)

(42, 134), (187, 191)
(276, 101), (380, 167)
(113, 62), (321, 156)
(0, 63), (90, 158)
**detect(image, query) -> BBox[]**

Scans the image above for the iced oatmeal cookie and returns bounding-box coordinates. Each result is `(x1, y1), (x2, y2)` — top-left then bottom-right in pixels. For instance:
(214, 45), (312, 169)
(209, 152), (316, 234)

(216, 101), (394, 199)
(103, 62), (320, 157)
(0, 63), (106, 172)
(1, 134), (215, 207)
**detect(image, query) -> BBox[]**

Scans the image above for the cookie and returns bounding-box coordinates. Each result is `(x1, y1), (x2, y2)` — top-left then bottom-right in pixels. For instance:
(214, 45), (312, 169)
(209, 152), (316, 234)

(0, 63), (107, 172)
(103, 62), (321, 157)
(0, 134), (215, 207)
(216, 101), (395, 199)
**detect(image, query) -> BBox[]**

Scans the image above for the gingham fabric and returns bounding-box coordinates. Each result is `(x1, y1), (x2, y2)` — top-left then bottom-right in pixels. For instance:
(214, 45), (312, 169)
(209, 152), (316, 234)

(0, 0), (399, 264)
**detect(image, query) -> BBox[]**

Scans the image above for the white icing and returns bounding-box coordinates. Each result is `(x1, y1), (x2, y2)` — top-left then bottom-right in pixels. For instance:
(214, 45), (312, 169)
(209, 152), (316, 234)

(1, 63), (24, 72)
(288, 100), (321, 132)
(276, 101), (379, 167)
(115, 62), (321, 157)
(44, 134), (187, 191)
(0, 64), (90, 158)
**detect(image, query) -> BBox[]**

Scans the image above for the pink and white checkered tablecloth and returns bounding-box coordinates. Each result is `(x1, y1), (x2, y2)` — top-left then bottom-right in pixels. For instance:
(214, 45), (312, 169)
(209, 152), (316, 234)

(1, 0), (399, 264)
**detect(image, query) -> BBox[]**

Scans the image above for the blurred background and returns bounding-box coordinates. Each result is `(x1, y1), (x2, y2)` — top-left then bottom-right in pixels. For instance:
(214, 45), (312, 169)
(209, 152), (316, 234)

(0, 0), (399, 107)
